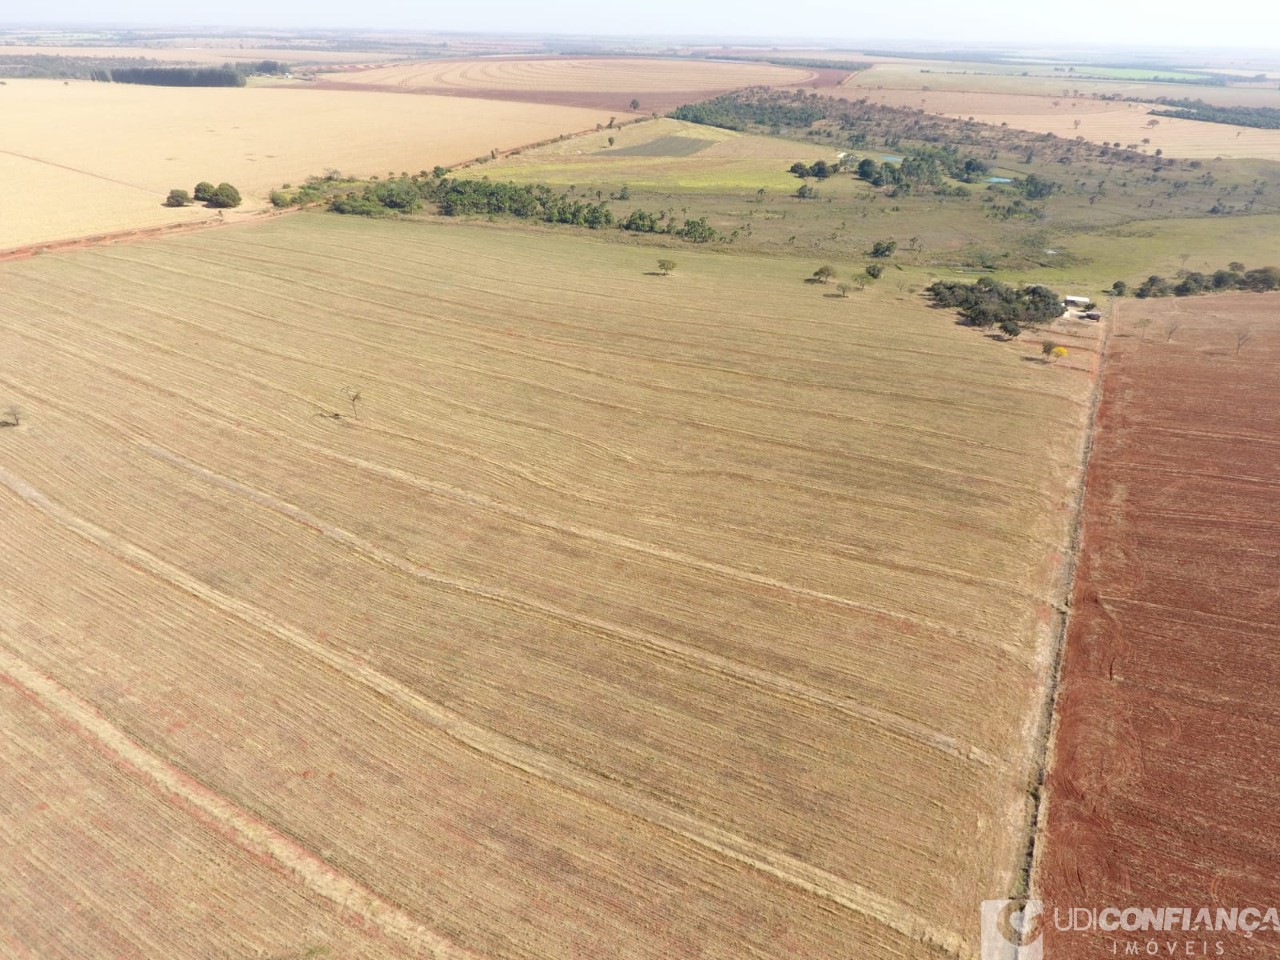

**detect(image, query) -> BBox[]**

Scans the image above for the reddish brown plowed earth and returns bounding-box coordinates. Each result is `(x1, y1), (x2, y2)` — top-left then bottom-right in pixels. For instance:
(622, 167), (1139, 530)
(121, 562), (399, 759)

(1037, 294), (1280, 958)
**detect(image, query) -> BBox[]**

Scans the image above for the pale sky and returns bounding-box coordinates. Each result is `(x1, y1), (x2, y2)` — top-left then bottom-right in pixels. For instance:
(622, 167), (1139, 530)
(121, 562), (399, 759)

(8, 0), (1280, 51)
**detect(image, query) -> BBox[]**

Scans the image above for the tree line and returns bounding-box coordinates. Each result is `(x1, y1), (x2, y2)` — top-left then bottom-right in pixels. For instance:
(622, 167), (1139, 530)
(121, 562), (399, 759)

(89, 61), (287, 87)
(1150, 99), (1280, 130)
(293, 171), (727, 243)
(1131, 263), (1280, 297)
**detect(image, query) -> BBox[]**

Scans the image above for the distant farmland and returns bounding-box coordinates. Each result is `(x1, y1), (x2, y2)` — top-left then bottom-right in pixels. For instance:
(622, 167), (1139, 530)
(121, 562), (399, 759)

(0, 213), (1095, 958)
(1038, 294), (1280, 957)
(0, 79), (611, 249)
(313, 56), (815, 110)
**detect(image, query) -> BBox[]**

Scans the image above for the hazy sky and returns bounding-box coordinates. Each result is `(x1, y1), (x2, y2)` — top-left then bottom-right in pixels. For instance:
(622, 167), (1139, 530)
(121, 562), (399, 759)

(11, 1), (1280, 50)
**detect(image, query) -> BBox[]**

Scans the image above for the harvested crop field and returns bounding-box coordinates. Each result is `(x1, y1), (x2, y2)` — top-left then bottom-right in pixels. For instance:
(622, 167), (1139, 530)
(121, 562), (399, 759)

(0, 79), (610, 249)
(0, 213), (1095, 958)
(1037, 294), (1280, 957)
(312, 56), (814, 111)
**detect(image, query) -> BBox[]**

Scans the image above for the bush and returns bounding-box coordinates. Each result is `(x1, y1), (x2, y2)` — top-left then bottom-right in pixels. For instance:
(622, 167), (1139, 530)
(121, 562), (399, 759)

(164, 188), (191, 207)
(207, 183), (242, 208)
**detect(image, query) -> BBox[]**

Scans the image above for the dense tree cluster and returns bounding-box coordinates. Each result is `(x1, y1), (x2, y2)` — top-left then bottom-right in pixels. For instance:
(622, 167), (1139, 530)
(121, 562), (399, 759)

(669, 93), (828, 131)
(1135, 264), (1280, 297)
(1150, 100), (1280, 130)
(102, 66), (247, 87)
(789, 160), (839, 178)
(926, 277), (1062, 332)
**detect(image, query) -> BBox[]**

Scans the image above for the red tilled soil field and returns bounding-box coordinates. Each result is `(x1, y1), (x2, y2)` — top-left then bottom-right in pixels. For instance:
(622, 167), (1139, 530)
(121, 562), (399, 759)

(1036, 294), (1280, 958)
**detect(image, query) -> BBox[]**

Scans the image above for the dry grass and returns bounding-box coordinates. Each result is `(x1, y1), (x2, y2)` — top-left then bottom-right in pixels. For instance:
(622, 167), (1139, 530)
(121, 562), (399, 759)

(0, 213), (1095, 958)
(0, 78), (613, 249)
(328, 57), (812, 94)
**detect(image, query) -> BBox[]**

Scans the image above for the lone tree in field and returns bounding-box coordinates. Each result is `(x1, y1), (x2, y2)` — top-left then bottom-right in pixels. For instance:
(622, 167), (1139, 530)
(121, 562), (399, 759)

(1165, 320), (1182, 342)
(657, 259), (676, 276)
(1050, 346), (1068, 361)
(630, 98), (640, 111)
(812, 264), (836, 284)
(1135, 318), (1152, 341)
(207, 183), (242, 208)
(193, 181), (216, 202)
(165, 188), (191, 207)
(1235, 329), (1253, 355)
(1042, 340), (1059, 357)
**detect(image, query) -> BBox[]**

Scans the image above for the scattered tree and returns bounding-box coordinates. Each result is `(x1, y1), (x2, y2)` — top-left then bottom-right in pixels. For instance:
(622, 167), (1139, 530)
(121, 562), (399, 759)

(165, 188), (191, 207)
(812, 264), (836, 284)
(836, 282), (853, 298)
(1050, 346), (1068, 361)
(865, 263), (884, 280)
(345, 386), (362, 420)
(1235, 329), (1252, 355)
(607, 136), (615, 147)
(796, 183), (818, 199)
(630, 98), (640, 111)
(1110, 280), (1127, 296)
(870, 239), (898, 258)
(1165, 320), (1182, 341)
(193, 181), (216, 202)
(657, 259), (676, 276)
(1135, 318), (1152, 341)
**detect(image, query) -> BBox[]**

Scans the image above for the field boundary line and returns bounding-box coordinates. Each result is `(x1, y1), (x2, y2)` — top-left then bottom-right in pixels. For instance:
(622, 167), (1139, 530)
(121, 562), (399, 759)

(0, 464), (972, 960)
(0, 633), (474, 960)
(1021, 304), (1116, 903)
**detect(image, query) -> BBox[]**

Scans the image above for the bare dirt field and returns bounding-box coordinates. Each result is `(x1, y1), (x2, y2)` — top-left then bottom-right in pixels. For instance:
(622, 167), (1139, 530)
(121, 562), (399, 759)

(1036, 294), (1280, 957)
(0, 213), (1096, 958)
(0, 79), (612, 249)
(312, 56), (815, 111)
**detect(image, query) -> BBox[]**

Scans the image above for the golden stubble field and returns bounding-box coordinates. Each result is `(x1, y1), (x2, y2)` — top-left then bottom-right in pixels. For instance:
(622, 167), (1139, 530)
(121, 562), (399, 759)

(0, 213), (1095, 959)
(328, 57), (812, 93)
(0, 79), (613, 249)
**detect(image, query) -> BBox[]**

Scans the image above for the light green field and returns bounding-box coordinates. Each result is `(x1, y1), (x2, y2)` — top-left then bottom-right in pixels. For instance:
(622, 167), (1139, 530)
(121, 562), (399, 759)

(491, 118), (826, 192)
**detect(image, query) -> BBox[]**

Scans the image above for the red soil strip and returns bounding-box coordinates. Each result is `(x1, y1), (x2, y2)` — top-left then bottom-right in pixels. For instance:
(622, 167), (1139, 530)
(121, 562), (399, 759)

(1035, 294), (1280, 958)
